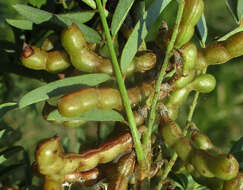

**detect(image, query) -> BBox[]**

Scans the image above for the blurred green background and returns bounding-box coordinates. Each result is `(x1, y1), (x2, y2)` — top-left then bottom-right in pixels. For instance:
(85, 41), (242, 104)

(0, 0), (242, 188)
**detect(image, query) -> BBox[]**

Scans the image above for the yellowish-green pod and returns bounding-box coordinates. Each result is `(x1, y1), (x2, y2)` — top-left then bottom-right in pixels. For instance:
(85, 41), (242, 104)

(21, 45), (47, 70)
(203, 42), (231, 65)
(188, 74), (216, 93)
(191, 130), (214, 150)
(223, 172), (243, 190)
(159, 119), (239, 180)
(175, 0), (204, 48)
(195, 50), (207, 71)
(180, 43), (198, 75)
(58, 82), (153, 117)
(172, 71), (195, 89)
(46, 50), (71, 73)
(61, 24), (157, 75)
(61, 23), (87, 53)
(224, 32), (243, 57)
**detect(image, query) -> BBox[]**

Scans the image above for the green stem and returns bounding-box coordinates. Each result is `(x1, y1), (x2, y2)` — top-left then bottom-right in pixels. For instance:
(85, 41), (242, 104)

(143, 0), (185, 151)
(155, 153), (178, 190)
(96, 0), (146, 166)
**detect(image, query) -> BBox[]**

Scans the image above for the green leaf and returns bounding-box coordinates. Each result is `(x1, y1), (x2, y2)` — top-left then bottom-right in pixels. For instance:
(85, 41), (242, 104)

(13, 4), (53, 24)
(225, 0), (239, 23)
(82, 0), (96, 9)
(237, 0), (243, 20)
(47, 109), (124, 122)
(0, 102), (18, 118)
(18, 74), (110, 109)
(5, 19), (33, 30)
(0, 155), (7, 164)
(0, 130), (6, 139)
(28, 0), (47, 8)
(120, 0), (172, 73)
(56, 11), (95, 25)
(217, 27), (243, 42)
(111, 0), (134, 37)
(196, 14), (208, 47)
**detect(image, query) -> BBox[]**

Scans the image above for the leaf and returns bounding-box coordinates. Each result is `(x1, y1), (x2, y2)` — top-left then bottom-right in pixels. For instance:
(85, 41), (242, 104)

(0, 155), (6, 164)
(217, 27), (243, 42)
(237, 0), (243, 20)
(196, 14), (208, 47)
(28, 0), (47, 8)
(13, 4), (53, 24)
(0, 103), (18, 118)
(5, 19), (33, 30)
(225, 0), (239, 23)
(0, 164), (26, 181)
(47, 109), (124, 122)
(111, 0), (134, 37)
(56, 11), (95, 25)
(120, 0), (172, 73)
(0, 130), (6, 139)
(18, 74), (110, 109)
(82, 0), (96, 9)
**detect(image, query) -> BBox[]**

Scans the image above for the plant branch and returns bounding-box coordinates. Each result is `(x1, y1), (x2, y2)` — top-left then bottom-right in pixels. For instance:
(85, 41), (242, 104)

(96, 0), (146, 166)
(143, 0), (185, 151)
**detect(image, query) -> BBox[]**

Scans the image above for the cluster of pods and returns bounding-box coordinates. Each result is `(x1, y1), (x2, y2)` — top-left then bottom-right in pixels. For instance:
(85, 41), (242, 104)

(20, 0), (243, 189)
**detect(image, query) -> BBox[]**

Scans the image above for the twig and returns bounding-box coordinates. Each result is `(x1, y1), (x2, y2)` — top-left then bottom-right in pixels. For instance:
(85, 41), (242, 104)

(96, 0), (146, 167)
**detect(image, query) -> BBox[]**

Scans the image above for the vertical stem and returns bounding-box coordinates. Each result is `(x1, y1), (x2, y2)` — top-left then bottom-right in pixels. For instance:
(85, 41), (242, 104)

(96, 0), (146, 167)
(143, 0), (185, 151)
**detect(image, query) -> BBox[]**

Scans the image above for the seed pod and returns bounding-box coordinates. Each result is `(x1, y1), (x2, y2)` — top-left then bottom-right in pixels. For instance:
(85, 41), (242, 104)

(58, 82), (153, 117)
(191, 130), (214, 151)
(46, 50), (71, 73)
(195, 50), (207, 71)
(61, 23), (87, 53)
(203, 42), (231, 65)
(159, 119), (239, 180)
(43, 177), (63, 190)
(41, 34), (59, 51)
(61, 24), (157, 75)
(175, 0), (204, 48)
(188, 74), (216, 93)
(223, 172), (243, 190)
(224, 32), (243, 58)
(180, 43), (198, 75)
(172, 71), (195, 89)
(21, 45), (47, 70)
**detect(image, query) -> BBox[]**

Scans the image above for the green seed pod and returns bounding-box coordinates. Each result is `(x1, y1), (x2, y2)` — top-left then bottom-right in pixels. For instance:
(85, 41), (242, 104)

(61, 23), (87, 54)
(134, 52), (157, 73)
(176, 25), (195, 50)
(159, 119), (182, 147)
(172, 71), (195, 89)
(173, 137), (193, 161)
(70, 48), (112, 73)
(46, 50), (71, 73)
(223, 172), (243, 190)
(58, 88), (99, 117)
(208, 154), (239, 180)
(189, 74), (216, 93)
(97, 88), (123, 110)
(21, 45), (47, 70)
(180, 43), (197, 75)
(191, 150), (215, 178)
(167, 87), (190, 106)
(175, 0), (204, 48)
(36, 136), (64, 175)
(43, 177), (63, 190)
(195, 50), (207, 71)
(191, 130), (214, 150)
(224, 32), (243, 58)
(203, 42), (231, 65)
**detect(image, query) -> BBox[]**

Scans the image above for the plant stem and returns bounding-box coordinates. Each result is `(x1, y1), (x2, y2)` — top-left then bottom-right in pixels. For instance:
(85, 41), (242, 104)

(155, 153), (178, 190)
(143, 0), (185, 151)
(96, 0), (146, 166)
